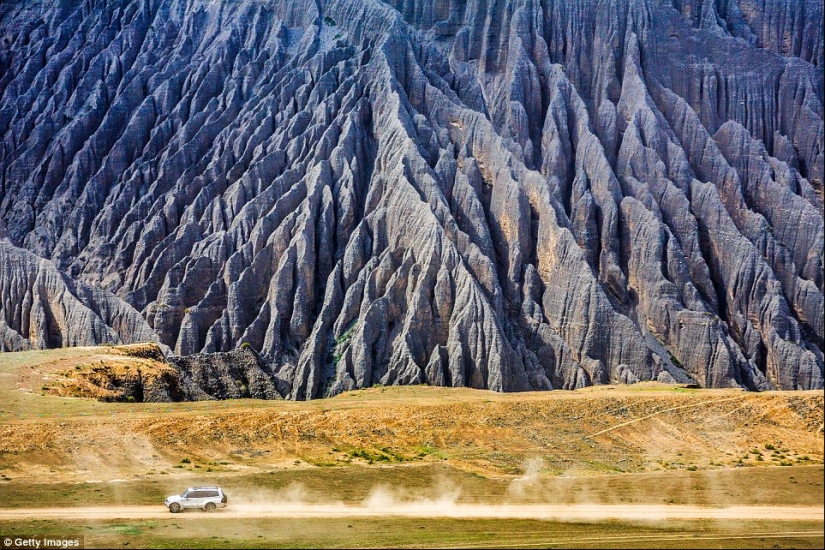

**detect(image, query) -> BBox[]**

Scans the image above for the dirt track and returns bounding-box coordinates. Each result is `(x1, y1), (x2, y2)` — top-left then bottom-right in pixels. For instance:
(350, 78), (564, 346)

(1, 504), (823, 521)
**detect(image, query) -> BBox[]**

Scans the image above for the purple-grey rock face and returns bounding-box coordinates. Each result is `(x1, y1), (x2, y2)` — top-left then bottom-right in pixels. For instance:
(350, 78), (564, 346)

(0, 0), (822, 397)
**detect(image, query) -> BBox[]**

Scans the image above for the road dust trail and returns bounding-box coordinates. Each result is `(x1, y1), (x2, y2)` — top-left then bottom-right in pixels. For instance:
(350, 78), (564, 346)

(0, 504), (822, 521)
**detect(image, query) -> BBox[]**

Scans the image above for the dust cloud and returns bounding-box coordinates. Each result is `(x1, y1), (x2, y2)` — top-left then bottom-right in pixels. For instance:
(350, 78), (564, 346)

(3, 460), (821, 522)
(201, 459), (821, 521)
(1, 502), (820, 522)
(224, 477), (465, 517)
(506, 457), (544, 500)
(228, 459), (536, 516)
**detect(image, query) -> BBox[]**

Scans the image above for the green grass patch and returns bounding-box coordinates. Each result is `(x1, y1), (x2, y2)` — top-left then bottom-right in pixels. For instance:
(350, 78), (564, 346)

(0, 517), (821, 549)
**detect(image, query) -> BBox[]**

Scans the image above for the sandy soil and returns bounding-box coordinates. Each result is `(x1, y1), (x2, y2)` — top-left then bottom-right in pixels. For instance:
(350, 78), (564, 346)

(2, 382), (822, 482)
(1, 503), (823, 521)
(2, 346), (822, 517)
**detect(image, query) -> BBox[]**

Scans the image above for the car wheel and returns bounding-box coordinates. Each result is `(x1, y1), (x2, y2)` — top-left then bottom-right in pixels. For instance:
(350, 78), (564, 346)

(169, 503), (181, 513)
(205, 502), (216, 512)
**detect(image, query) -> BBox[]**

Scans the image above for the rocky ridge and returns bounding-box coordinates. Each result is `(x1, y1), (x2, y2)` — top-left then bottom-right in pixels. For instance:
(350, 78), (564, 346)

(48, 343), (280, 402)
(0, 0), (822, 397)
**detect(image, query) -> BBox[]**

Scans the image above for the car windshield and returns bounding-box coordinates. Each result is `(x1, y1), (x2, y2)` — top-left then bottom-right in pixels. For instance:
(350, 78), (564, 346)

(180, 492), (188, 498)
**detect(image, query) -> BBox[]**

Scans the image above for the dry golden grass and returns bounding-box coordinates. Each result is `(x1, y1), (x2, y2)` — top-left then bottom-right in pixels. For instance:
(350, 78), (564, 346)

(51, 352), (176, 402)
(0, 343), (170, 406)
(1, 346), (822, 549)
(0, 346), (822, 484)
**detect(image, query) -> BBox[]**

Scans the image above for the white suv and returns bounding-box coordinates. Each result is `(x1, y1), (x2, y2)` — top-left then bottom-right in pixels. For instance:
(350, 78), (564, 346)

(165, 486), (227, 513)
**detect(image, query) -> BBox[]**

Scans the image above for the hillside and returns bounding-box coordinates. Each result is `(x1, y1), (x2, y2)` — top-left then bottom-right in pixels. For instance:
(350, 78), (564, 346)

(0, 346), (822, 548)
(0, 0), (822, 398)
(0, 347), (822, 483)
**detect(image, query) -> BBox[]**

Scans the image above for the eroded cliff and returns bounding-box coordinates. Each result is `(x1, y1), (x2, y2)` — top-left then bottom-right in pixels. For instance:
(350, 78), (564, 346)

(0, 0), (822, 396)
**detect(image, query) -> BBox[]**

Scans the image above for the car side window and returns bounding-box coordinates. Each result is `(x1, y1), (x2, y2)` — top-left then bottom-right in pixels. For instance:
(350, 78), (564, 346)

(188, 491), (202, 499)
(207, 491), (218, 498)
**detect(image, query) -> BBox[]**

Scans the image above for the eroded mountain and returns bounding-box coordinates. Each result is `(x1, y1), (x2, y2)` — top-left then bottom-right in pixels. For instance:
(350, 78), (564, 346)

(0, 0), (823, 397)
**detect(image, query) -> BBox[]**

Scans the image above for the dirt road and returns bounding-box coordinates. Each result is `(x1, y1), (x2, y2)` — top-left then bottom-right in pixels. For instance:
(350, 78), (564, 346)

(1, 503), (822, 521)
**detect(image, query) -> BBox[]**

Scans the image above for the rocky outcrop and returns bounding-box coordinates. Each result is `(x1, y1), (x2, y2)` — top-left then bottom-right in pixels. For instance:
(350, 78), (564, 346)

(45, 343), (280, 402)
(0, 0), (822, 396)
(53, 355), (185, 402)
(0, 240), (163, 352)
(170, 346), (283, 400)
(670, 0), (823, 68)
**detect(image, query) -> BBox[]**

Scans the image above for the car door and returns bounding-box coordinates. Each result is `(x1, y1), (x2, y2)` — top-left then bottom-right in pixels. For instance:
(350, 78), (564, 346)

(182, 491), (201, 508)
(194, 491), (208, 508)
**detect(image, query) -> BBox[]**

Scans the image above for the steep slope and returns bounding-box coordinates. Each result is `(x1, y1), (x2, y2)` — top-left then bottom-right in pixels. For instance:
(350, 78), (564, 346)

(0, 0), (822, 397)
(0, 238), (163, 352)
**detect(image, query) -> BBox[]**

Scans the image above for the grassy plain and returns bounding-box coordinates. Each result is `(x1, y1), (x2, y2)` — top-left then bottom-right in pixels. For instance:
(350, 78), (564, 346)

(1, 516), (822, 549)
(0, 345), (822, 548)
